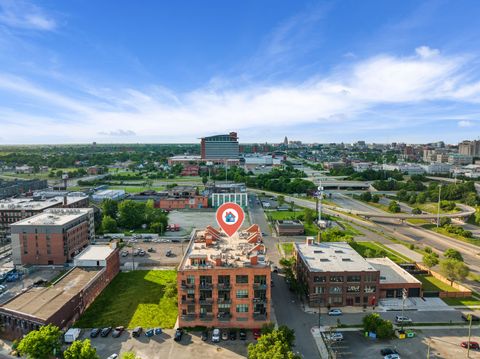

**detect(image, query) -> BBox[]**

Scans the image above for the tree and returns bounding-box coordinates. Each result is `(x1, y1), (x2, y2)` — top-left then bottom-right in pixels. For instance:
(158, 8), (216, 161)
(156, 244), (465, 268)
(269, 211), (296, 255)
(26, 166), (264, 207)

(118, 200), (146, 229)
(277, 195), (285, 206)
(17, 324), (62, 359)
(201, 175), (208, 185)
(371, 194), (380, 203)
(359, 192), (372, 202)
(388, 200), (401, 213)
(440, 259), (470, 285)
(102, 199), (118, 218)
(444, 248), (463, 262)
(248, 327), (300, 359)
(423, 253), (439, 269)
(121, 352), (141, 359)
(63, 339), (99, 359)
(411, 207), (422, 215)
(439, 217), (451, 227)
(101, 215), (118, 233)
(304, 208), (315, 225)
(362, 313), (394, 339)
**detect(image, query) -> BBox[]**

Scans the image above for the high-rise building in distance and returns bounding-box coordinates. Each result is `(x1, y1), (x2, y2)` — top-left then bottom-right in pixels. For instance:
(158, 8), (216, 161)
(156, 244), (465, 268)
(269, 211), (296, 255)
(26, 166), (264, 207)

(200, 132), (239, 160)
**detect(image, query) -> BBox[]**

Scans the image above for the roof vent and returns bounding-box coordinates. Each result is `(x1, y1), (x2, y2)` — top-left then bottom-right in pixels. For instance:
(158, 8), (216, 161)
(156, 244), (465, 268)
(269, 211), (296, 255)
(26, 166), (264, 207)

(320, 258), (329, 262)
(313, 250), (323, 254)
(342, 258), (351, 262)
(334, 250), (344, 253)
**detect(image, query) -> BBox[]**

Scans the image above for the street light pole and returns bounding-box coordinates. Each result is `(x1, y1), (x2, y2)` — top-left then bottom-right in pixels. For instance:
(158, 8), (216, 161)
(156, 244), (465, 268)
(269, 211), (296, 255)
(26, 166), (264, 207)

(436, 184), (442, 228)
(467, 314), (472, 358)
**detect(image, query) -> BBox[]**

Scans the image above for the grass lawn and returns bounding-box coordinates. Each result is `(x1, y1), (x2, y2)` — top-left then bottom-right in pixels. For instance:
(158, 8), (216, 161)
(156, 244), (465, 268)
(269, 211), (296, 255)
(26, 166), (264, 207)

(406, 218), (431, 225)
(442, 297), (480, 306)
(416, 275), (457, 292)
(368, 202), (400, 213)
(350, 241), (408, 264)
(280, 242), (294, 256)
(75, 270), (178, 329)
(417, 202), (460, 214)
(422, 224), (480, 247)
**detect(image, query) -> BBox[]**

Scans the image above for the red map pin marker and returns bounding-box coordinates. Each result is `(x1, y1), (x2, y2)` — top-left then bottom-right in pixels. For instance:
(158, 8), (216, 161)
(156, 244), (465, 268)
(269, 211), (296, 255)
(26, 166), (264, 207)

(216, 202), (245, 237)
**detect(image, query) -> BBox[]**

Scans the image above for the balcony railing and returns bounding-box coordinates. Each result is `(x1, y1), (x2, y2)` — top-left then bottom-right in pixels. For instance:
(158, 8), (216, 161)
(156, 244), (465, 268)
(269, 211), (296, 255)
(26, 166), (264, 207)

(253, 283), (267, 290)
(199, 283), (213, 290)
(199, 298), (214, 304)
(181, 298), (195, 304)
(181, 314), (196, 321)
(217, 283), (231, 290)
(217, 298), (232, 304)
(199, 314), (214, 321)
(252, 297), (267, 303)
(253, 312), (267, 321)
(181, 283), (195, 290)
(217, 312), (232, 321)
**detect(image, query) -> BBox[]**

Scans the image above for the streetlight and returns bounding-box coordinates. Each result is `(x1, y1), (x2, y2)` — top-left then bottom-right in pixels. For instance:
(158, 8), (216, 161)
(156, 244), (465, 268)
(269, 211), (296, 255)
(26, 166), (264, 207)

(436, 184), (442, 228)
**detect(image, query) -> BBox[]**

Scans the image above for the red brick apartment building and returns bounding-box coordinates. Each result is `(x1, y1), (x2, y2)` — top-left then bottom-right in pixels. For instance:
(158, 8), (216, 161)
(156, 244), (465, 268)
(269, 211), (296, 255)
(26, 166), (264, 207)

(178, 224), (271, 329)
(10, 208), (94, 266)
(0, 244), (119, 340)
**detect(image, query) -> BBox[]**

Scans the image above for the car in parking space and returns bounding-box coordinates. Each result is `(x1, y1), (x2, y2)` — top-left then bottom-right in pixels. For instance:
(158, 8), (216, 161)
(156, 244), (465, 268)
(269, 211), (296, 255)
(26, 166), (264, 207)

(328, 309), (342, 316)
(132, 327), (143, 338)
(221, 330), (229, 340)
(324, 332), (343, 342)
(145, 328), (154, 337)
(384, 354), (400, 359)
(462, 313), (480, 322)
(154, 327), (162, 335)
(239, 329), (247, 340)
(111, 326), (124, 338)
(201, 330), (208, 341)
(100, 327), (112, 337)
(461, 341), (479, 350)
(107, 354), (118, 359)
(394, 315), (412, 324)
(381, 348), (399, 356)
(212, 328), (221, 343)
(253, 328), (261, 340)
(174, 327), (184, 342)
(229, 330), (237, 340)
(89, 328), (101, 338)
(166, 250), (173, 257)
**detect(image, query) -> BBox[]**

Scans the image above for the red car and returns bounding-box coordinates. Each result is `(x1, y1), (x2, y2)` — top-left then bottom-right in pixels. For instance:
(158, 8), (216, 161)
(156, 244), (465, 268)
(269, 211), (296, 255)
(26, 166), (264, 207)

(461, 341), (479, 350)
(253, 329), (261, 340)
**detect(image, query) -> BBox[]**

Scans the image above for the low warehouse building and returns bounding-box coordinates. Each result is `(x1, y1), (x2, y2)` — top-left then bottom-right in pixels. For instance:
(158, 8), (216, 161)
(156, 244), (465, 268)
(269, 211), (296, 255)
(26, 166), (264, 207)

(275, 220), (305, 236)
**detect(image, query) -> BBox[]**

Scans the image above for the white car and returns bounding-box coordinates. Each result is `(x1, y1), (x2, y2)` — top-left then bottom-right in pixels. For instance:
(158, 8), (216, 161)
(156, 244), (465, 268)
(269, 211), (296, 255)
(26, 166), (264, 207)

(325, 332), (343, 342)
(212, 328), (220, 343)
(107, 355), (118, 359)
(394, 315), (412, 324)
(328, 309), (343, 316)
(384, 354), (400, 359)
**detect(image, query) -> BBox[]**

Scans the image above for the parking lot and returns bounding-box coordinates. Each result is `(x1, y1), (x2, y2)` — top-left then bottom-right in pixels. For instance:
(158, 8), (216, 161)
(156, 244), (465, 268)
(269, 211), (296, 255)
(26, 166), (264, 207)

(120, 242), (185, 267)
(84, 328), (251, 359)
(336, 329), (480, 358)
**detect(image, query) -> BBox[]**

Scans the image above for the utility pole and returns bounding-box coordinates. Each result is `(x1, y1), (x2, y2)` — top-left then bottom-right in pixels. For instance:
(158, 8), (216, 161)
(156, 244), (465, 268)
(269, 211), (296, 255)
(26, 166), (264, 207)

(436, 184), (442, 228)
(401, 288), (407, 331)
(467, 314), (473, 358)
(426, 338), (431, 358)
(225, 160), (228, 184)
(318, 182), (324, 223)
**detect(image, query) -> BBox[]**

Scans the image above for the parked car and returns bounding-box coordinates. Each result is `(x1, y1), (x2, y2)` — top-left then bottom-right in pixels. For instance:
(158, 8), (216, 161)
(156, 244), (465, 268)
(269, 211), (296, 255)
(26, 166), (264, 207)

(100, 327), (112, 337)
(174, 328), (184, 342)
(325, 332), (343, 342)
(89, 328), (101, 338)
(166, 250), (173, 257)
(132, 327), (143, 338)
(394, 315), (412, 324)
(221, 330), (229, 340)
(171, 239), (180, 243)
(107, 355), (118, 359)
(381, 348), (399, 356)
(239, 329), (247, 340)
(462, 314), (480, 322)
(145, 329), (154, 337)
(461, 341), (479, 349)
(229, 330), (237, 340)
(328, 309), (343, 316)
(253, 328), (261, 340)
(201, 330), (208, 341)
(147, 248), (155, 253)
(212, 328), (221, 343)
(384, 355), (400, 359)
(121, 251), (129, 257)
(154, 327), (162, 335)
(112, 326), (124, 338)
(138, 250), (146, 257)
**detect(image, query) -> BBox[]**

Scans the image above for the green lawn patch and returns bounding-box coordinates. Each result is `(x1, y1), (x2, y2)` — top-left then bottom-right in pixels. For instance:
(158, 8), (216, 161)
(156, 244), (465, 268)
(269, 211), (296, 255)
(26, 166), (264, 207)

(75, 270), (178, 329)
(280, 242), (294, 256)
(442, 297), (480, 307)
(368, 202), (399, 213)
(406, 218), (431, 225)
(350, 241), (408, 264)
(422, 224), (480, 247)
(416, 275), (457, 292)
(417, 202), (460, 214)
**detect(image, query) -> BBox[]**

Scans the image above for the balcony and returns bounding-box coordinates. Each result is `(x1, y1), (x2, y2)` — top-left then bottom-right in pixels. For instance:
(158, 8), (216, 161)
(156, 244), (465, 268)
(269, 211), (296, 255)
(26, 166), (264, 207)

(253, 283), (267, 290)
(217, 283), (231, 290)
(217, 312), (232, 322)
(181, 314), (196, 321)
(181, 283), (195, 290)
(199, 298), (214, 304)
(253, 297), (267, 304)
(217, 298), (232, 304)
(181, 298), (195, 304)
(199, 314), (214, 321)
(199, 283), (213, 290)
(253, 312), (267, 321)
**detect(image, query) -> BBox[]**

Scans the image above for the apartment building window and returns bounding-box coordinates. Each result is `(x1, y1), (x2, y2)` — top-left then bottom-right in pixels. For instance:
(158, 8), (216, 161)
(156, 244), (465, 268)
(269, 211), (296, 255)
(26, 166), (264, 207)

(236, 289), (248, 299)
(236, 275), (248, 284)
(346, 285), (360, 293)
(187, 289), (195, 299)
(199, 275), (212, 286)
(329, 286), (342, 294)
(365, 274), (377, 282)
(332, 296), (343, 304)
(313, 276), (326, 283)
(22, 238), (28, 255)
(314, 286), (325, 294)
(329, 276), (344, 283)
(254, 275), (266, 285)
(218, 303), (231, 310)
(364, 285), (376, 293)
(236, 304), (249, 313)
(187, 275), (195, 285)
(347, 275), (361, 282)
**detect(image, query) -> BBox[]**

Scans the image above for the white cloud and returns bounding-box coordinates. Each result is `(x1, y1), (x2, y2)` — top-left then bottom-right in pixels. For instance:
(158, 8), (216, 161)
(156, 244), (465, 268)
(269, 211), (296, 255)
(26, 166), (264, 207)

(0, 0), (56, 31)
(458, 120), (473, 127)
(1, 47), (480, 143)
(415, 46), (440, 59)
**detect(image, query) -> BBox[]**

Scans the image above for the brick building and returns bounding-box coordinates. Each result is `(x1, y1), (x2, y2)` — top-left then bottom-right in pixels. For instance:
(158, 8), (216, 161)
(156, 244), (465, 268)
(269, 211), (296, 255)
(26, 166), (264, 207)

(154, 186), (209, 210)
(0, 244), (119, 340)
(275, 220), (305, 236)
(295, 240), (381, 307)
(0, 179), (48, 200)
(10, 208), (94, 266)
(178, 224), (270, 329)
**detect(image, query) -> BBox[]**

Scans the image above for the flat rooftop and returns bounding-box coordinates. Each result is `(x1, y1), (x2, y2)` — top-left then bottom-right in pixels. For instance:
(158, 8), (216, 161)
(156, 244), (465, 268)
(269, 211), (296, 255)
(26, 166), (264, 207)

(75, 245), (114, 261)
(0, 196), (86, 211)
(367, 258), (421, 285)
(180, 226), (268, 270)
(295, 241), (378, 273)
(11, 208), (91, 227)
(0, 267), (100, 321)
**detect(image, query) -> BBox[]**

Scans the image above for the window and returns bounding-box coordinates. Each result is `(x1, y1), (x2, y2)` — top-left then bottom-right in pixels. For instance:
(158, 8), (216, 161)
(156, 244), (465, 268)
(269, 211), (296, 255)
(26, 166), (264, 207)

(364, 286), (376, 293)
(254, 275), (266, 285)
(332, 296), (343, 304)
(347, 285), (360, 293)
(314, 286), (325, 294)
(236, 290), (248, 299)
(218, 275), (230, 286)
(365, 274), (377, 282)
(236, 275), (248, 284)
(236, 304), (249, 313)
(347, 275), (361, 282)
(329, 276), (344, 283)
(218, 303), (231, 309)
(329, 286), (342, 294)
(355, 296), (361, 304)
(313, 276), (326, 283)
(187, 275), (195, 285)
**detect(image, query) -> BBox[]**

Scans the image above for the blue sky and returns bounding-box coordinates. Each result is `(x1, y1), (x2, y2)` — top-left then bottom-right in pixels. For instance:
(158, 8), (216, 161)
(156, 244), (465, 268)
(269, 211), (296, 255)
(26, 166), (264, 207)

(1, 0), (480, 144)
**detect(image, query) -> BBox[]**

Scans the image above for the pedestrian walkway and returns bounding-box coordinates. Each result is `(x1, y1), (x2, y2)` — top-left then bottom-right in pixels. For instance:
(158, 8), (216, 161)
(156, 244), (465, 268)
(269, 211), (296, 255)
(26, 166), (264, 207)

(311, 327), (330, 359)
(384, 243), (422, 262)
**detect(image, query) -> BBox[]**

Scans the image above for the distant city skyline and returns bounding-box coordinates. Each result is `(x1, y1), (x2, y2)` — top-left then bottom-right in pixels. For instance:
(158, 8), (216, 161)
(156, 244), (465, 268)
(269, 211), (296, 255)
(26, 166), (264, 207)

(1, 1), (480, 144)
